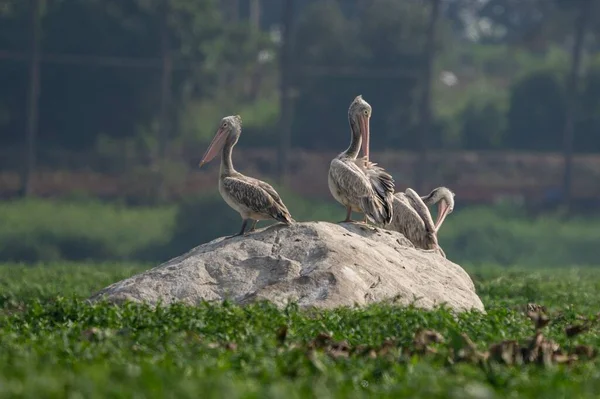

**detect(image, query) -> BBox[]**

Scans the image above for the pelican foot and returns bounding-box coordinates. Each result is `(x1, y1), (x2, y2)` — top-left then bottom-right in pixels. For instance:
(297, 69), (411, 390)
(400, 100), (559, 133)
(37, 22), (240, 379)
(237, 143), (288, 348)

(224, 234), (241, 240)
(245, 220), (258, 234)
(227, 219), (251, 238)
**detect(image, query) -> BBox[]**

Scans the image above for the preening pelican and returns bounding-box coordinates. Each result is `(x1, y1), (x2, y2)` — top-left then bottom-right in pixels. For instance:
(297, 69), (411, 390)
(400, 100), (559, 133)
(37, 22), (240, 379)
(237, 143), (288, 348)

(378, 186), (455, 256)
(328, 95), (395, 224)
(199, 115), (295, 237)
(420, 186), (454, 231)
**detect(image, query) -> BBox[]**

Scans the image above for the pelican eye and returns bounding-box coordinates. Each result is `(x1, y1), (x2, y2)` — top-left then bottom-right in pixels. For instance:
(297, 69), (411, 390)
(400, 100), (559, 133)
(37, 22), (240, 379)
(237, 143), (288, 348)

(223, 122), (228, 128)
(363, 110), (369, 116)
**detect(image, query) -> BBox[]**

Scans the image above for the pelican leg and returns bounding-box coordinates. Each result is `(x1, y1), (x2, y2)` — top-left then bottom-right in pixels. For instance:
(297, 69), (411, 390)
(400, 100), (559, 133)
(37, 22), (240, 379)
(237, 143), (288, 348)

(245, 219), (259, 234)
(340, 207), (358, 223)
(362, 214), (369, 224)
(227, 219), (249, 239)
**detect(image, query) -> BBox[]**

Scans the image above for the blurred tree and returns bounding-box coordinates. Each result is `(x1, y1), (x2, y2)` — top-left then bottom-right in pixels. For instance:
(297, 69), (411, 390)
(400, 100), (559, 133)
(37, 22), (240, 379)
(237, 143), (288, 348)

(0, 0), (30, 150)
(249, 0), (260, 29)
(0, 0), (272, 154)
(1, 0), (599, 171)
(559, 0), (594, 208)
(460, 91), (508, 150)
(20, 0), (42, 197)
(277, 0), (294, 186)
(477, 0), (555, 46)
(291, 0), (427, 152)
(506, 70), (565, 151)
(577, 65), (600, 153)
(415, 0), (442, 193)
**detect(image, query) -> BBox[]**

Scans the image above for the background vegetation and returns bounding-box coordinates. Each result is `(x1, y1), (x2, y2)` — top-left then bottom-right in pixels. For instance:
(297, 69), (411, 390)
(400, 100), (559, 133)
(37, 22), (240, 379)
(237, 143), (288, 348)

(1, 0), (600, 165)
(0, 0), (597, 287)
(0, 198), (598, 268)
(1, 2), (600, 396)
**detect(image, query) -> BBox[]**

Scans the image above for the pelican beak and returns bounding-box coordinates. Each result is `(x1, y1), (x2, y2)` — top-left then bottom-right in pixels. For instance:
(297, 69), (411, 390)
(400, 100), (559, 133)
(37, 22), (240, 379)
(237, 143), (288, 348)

(360, 114), (370, 161)
(434, 200), (450, 231)
(199, 127), (228, 167)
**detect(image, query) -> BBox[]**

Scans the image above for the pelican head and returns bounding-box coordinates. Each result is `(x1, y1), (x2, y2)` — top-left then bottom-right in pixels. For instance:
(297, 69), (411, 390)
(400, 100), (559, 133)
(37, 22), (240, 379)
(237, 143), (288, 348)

(348, 95), (372, 160)
(423, 187), (455, 230)
(199, 115), (242, 167)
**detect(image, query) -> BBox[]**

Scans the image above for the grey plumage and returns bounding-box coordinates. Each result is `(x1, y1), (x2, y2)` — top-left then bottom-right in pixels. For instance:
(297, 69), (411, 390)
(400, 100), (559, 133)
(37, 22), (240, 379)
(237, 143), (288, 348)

(200, 115), (294, 236)
(361, 158), (395, 224)
(220, 176), (294, 225)
(328, 95), (395, 224)
(377, 186), (455, 257)
(329, 158), (392, 225)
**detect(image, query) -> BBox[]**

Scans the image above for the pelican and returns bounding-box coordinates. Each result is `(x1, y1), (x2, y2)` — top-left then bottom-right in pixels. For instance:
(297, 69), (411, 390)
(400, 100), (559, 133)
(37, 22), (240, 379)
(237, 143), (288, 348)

(328, 95), (395, 224)
(420, 186), (454, 231)
(199, 115), (295, 237)
(378, 186), (455, 256)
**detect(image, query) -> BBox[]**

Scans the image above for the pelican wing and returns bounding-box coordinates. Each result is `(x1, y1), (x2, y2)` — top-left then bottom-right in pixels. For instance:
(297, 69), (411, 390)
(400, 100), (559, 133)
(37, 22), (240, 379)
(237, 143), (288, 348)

(358, 158), (395, 224)
(329, 158), (390, 224)
(221, 176), (293, 223)
(390, 193), (426, 233)
(244, 176), (291, 216)
(359, 158), (395, 199)
(384, 191), (439, 251)
(404, 188), (436, 234)
(329, 158), (376, 201)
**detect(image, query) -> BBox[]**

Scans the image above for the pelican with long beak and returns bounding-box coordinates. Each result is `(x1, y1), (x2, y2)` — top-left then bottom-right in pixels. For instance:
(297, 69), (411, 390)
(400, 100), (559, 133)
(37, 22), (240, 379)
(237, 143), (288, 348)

(377, 186), (455, 256)
(199, 115), (295, 237)
(328, 95), (395, 224)
(423, 186), (454, 231)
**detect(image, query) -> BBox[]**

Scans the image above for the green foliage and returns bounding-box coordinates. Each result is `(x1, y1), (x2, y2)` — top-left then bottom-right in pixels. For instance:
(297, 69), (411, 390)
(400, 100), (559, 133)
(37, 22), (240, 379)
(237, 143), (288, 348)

(1, 263), (600, 397)
(432, 36), (600, 152)
(440, 206), (600, 267)
(0, 0), (274, 153)
(0, 199), (175, 262)
(1, 198), (600, 268)
(165, 187), (340, 257)
(506, 69), (566, 151)
(577, 59), (600, 152)
(2, 0), (600, 155)
(179, 95), (279, 149)
(292, 0), (426, 151)
(460, 92), (508, 149)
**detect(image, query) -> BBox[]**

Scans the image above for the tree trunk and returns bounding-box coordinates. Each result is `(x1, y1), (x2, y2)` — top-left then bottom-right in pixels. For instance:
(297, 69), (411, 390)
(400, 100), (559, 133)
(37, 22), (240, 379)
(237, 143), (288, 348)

(277, 0), (294, 186)
(158, 0), (172, 201)
(20, 0), (42, 197)
(223, 0), (239, 22)
(249, 0), (261, 30)
(414, 0), (441, 194)
(562, 0), (592, 210)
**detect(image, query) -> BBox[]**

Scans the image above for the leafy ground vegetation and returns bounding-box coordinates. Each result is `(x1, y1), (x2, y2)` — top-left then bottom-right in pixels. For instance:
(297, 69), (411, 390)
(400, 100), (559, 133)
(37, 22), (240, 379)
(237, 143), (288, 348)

(1, 263), (600, 398)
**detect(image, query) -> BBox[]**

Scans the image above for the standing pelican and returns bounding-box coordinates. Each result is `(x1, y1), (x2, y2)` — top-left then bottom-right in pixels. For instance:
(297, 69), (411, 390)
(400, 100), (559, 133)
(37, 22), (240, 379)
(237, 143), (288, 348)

(199, 115), (294, 237)
(378, 186), (455, 256)
(328, 95), (395, 224)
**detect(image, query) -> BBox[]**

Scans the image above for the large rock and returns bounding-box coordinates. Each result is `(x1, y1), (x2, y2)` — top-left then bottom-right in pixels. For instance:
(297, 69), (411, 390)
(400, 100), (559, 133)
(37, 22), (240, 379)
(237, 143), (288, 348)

(89, 222), (484, 312)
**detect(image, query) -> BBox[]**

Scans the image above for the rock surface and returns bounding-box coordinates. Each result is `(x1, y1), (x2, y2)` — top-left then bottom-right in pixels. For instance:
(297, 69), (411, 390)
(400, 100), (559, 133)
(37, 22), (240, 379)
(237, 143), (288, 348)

(89, 222), (484, 312)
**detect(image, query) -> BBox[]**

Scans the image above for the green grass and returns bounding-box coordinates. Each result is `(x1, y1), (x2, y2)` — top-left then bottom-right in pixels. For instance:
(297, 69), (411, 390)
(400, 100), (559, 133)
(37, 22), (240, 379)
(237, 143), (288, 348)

(1, 262), (600, 398)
